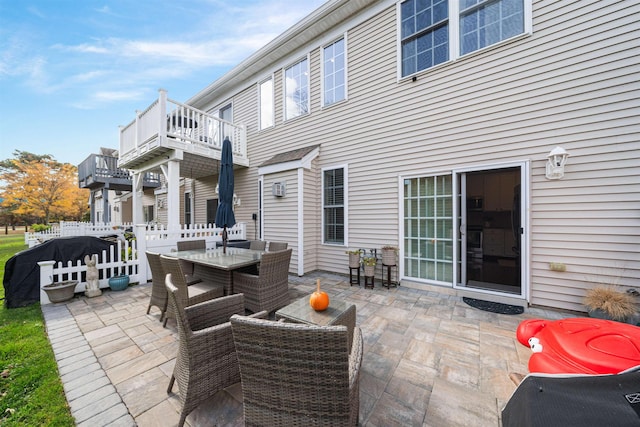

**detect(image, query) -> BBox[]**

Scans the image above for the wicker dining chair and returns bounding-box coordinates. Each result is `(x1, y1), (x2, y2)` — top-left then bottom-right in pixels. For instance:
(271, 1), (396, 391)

(248, 240), (267, 251)
(145, 251), (169, 322)
(166, 279), (267, 427)
(176, 239), (206, 285)
(230, 315), (364, 426)
(232, 249), (292, 313)
(159, 255), (224, 327)
(267, 241), (288, 251)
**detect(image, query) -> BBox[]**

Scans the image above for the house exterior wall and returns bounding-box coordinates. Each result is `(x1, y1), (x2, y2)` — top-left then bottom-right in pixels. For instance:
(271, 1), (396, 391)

(262, 169), (300, 273)
(304, 162), (320, 274)
(186, 0), (639, 312)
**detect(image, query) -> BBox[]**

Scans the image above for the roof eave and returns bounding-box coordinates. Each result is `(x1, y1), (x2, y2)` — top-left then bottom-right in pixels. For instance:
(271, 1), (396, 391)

(187, 0), (378, 108)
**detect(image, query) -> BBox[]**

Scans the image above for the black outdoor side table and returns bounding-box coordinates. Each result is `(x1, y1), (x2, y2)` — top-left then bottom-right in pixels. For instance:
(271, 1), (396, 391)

(349, 266), (360, 286)
(382, 263), (398, 288)
(364, 274), (374, 289)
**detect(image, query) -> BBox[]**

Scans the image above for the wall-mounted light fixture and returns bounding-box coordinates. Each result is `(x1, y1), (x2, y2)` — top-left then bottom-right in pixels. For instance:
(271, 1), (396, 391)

(545, 146), (569, 180)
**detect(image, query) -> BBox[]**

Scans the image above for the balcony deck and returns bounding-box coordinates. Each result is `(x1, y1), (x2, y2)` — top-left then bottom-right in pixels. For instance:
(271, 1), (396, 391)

(119, 90), (248, 177)
(78, 154), (161, 191)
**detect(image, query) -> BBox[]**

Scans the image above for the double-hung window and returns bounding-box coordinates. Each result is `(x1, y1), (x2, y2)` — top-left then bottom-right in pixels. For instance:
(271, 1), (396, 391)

(258, 77), (274, 130)
(323, 167), (345, 245)
(322, 37), (346, 106)
(400, 0), (526, 77)
(400, 0), (449, 77)
(284, 57), (309, 120)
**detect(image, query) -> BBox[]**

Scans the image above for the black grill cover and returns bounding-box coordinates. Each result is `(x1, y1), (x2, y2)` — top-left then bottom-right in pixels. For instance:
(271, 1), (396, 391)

(502, 368), (640, 426)
(3, 236), (116, 308)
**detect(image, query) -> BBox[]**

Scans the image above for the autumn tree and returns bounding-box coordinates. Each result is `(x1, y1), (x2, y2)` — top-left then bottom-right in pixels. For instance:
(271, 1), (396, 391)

(0, 150), (89, 225)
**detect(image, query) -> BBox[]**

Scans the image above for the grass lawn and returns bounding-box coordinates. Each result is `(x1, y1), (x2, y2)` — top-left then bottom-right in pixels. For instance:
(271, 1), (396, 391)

(0, 234), (74, 426)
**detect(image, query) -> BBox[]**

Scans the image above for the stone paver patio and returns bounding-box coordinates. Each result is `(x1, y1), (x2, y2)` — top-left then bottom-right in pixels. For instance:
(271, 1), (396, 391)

(41, 272), (572, 426)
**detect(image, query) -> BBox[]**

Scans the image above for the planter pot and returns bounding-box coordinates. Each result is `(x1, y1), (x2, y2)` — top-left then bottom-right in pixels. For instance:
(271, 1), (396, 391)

(588, 308), (633, 324)
(108, 275), (130, 291)
(364, 265), (375, 277)
(348, 253), (360, 269)
(382, 249), (396, 266)
(42, 280), (78, 303)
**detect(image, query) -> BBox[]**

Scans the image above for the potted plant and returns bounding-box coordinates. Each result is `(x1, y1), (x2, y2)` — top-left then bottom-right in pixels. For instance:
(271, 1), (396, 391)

(42, 280), (78, 303)
(584, 287), (637, 323)
(109, 243), (133, 291)
(381, 245), (397, 266)
(345, 249), (362, 269)
(362, 256), (377, 277)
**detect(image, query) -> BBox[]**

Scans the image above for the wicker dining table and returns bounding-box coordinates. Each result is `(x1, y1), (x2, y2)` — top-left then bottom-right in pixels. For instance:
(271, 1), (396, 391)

(174, 247), (263, 295)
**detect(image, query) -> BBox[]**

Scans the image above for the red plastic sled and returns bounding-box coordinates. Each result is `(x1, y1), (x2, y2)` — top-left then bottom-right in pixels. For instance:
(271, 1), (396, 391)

(516, 317), (640, 374)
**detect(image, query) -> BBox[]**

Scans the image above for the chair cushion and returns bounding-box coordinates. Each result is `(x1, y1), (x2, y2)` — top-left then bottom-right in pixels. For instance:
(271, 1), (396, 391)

(188, 281), (224, 298)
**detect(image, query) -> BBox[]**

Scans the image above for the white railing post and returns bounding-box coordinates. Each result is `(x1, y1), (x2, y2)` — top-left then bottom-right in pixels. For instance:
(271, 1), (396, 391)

(38, 261), (56, 305)
(159, 89), (167, 140)
(135, 224), (149, 284)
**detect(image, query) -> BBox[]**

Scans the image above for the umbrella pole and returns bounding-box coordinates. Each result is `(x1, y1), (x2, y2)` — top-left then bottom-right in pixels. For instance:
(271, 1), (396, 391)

(222, 227), (228, 254)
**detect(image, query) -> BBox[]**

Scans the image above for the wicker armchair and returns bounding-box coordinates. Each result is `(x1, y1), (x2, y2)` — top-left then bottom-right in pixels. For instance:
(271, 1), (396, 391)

(159, 255), (224, 327)
(267, 241), (288, 251)
(166, 280), (267, 427)
(230, 315), (364, 426)
(249, 240), (266, 251)
(232, 249), (292, 313)
(176, 239), (206, 285)
(145, 251), (168, 321)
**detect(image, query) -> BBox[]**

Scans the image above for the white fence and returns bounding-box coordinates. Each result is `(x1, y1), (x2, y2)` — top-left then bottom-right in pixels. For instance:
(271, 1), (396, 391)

(38, 222), (246, 304)
(38, 239), (138, 304)
(26, 221), (132, 247)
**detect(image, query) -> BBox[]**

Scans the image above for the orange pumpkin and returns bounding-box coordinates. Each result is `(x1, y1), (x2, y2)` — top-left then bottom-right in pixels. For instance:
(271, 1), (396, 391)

(309, 279), (329, 311)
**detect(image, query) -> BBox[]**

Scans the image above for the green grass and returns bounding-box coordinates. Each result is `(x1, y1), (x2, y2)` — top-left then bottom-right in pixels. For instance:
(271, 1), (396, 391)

(0, 234), (74, 426)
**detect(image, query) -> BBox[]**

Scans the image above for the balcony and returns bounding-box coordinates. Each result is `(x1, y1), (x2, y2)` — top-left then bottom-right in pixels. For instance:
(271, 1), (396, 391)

(78, 154), (161, 191)
(118, 89), (248, 178)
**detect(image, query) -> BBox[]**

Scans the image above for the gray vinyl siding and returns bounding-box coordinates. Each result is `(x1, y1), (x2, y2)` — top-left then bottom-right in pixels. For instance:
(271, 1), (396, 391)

(263, 170), (299, 274)
(303, 163), (320, 274)
(190, 0), (639, 312)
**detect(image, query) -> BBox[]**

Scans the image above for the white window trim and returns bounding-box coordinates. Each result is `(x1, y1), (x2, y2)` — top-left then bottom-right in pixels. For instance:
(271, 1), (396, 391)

(257, 75), (275, 131)
(321, 163), (348, 246)
(282, 54), (311, 122)
(320, 33), (349, 108)
(396, 0), (533, 81)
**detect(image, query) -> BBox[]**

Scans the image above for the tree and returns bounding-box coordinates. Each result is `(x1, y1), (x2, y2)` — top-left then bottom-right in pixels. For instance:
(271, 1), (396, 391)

(0, 150), (89, 225)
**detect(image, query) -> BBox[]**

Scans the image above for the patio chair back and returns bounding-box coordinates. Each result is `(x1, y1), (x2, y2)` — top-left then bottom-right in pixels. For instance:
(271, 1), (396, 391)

(176, 239), (206, 276)
(159, 255), (224, 327)
(145, 251), (168, 321)
(166, 278), (244, 427)
(267, 241), (288, 251)
(230, 315), (363, 426)
(232, 248), (292, 313)
(249, 240), (267, 251)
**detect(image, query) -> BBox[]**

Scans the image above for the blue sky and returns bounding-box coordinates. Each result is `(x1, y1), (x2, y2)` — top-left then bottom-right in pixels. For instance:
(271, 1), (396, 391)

(0, 0), (326, 166)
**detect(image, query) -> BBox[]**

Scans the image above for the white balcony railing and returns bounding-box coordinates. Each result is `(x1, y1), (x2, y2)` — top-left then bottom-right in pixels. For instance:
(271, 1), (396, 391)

(119, 89), (247, 167)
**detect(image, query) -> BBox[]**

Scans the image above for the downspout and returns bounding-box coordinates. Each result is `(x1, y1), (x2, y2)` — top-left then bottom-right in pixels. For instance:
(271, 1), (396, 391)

(297, 167), (304, 276)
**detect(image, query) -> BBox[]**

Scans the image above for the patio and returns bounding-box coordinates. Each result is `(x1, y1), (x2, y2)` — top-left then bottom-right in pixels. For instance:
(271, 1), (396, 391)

(41, 272), (572, 426)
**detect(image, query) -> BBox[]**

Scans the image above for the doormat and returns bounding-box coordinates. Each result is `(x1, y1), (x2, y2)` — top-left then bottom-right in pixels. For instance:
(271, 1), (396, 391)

(463, 297), (524, 315)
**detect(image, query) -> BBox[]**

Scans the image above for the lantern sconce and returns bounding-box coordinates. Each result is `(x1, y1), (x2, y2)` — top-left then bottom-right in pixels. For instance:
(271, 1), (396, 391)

(545, 146), (569, 180)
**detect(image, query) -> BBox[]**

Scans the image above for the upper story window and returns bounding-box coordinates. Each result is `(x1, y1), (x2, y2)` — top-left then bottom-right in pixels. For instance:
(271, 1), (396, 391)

(400, 0), (449, 77)
(400, 0), (526, 77)
(460, 0), (524, 54)
(284, 57), (309, 120)
(258, 77), (274, 130)
(322, 37), (346, 106)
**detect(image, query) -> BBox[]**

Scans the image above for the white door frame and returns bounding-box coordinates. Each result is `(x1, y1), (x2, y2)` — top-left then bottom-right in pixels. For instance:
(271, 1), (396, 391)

(452, 160), (530, 301)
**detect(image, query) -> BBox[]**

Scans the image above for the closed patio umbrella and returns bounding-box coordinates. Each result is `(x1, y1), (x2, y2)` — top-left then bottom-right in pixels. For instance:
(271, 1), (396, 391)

(215, 137), (236, 253)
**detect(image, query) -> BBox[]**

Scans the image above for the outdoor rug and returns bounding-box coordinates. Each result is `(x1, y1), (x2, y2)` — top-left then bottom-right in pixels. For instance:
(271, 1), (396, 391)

(463, 297), (524, 315)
